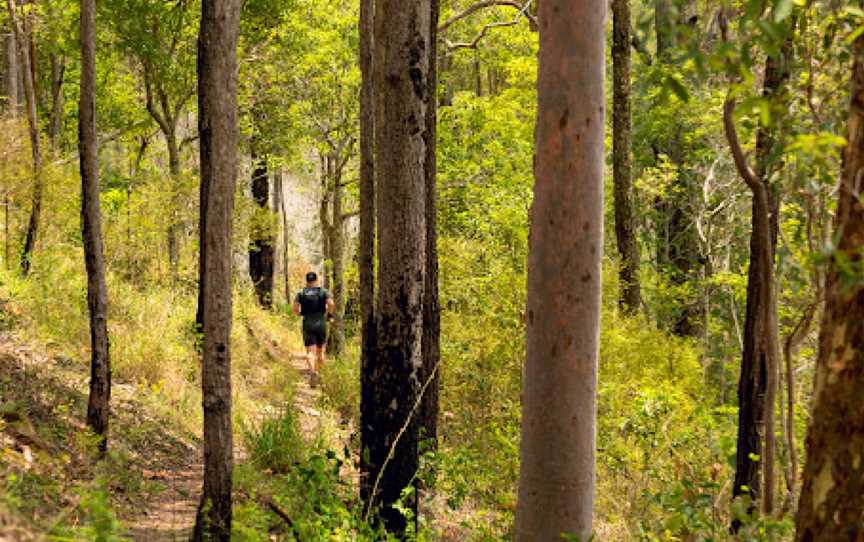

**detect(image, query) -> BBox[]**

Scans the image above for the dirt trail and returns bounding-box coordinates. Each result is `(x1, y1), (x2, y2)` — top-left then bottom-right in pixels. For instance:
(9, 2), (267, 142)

(126, 339), (337, 540)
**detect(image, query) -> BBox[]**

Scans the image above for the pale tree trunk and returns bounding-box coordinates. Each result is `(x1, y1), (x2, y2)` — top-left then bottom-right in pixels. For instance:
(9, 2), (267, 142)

(80, 0), (111, 453)
(361, 0), (430, 534)
(275, 169), (291, 303)
(5, 31), (19, 114)
(612, 0), (640, 314)
(191, 0), (240, 536)
(49, 53), (65, 148)
(272, 169), (290, 304)
(514, 0), (605, 539)
(358, 0), (377, 507)
(6, 0), (42, 276)
(795, 33), (864, 542)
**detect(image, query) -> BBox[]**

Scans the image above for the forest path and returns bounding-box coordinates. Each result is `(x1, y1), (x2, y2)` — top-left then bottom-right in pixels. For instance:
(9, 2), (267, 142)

(126, 325), (344, 541)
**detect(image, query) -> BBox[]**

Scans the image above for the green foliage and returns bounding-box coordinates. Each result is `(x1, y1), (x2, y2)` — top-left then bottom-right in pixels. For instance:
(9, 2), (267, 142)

(243, 404), (306, 474)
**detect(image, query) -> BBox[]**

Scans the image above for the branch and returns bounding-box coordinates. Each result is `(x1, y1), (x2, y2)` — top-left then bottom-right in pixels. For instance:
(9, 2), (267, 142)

(180, 133), (199, 150)
(723, 98), (761, 192)
(444, 19), (521, 51)
(438, 0), (536, 34)
(142, 62), (170, 136)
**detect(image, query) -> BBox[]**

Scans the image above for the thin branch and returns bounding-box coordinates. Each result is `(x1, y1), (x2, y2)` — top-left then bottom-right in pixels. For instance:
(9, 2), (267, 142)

(443, 0), (534, 51)
(438, 0), (536, 33)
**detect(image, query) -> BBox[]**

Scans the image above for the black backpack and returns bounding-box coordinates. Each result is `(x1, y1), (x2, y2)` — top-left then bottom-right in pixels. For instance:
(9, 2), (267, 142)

(298, 287), (327, 316)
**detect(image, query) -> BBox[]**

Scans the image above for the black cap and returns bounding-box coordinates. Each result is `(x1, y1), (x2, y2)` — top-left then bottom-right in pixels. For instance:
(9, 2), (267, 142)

(306, 272), (318, 282)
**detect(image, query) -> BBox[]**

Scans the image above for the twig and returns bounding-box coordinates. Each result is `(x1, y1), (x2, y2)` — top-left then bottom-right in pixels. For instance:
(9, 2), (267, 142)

(363, 361), (440, 523)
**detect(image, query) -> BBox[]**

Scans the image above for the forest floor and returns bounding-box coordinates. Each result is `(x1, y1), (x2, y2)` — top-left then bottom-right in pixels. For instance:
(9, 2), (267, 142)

(0, 299), (350, 541)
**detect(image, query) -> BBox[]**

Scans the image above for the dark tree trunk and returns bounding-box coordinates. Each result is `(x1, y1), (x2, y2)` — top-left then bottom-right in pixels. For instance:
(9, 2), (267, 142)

(166, 130), (181, 279)
(653, 0), (702, 337)
(795, 33), (864, 542)
(49, 53), (65, 148)
(327, 165), (346, 355)
(80, 0), (111, 454)
(612, 0), (640, 314)
(361, 0), (431, 534)
(420, 0), (440, 479)
(249, 148), (274, 308)
(358, 0), (377, 508)
(6, 0), (42, 276)
(515, 0), (604, 538)
(727, 34), (792, 522)
(191, 0), (240, 537)
(5, 30), (19, 114)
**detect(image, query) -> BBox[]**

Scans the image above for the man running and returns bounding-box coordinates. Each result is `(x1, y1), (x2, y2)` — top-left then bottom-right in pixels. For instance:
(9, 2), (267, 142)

(293, 271), (335, 374)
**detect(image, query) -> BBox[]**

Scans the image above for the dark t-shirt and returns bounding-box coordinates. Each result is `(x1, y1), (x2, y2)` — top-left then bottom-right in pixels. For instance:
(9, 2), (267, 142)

(295, 287), (331, 329)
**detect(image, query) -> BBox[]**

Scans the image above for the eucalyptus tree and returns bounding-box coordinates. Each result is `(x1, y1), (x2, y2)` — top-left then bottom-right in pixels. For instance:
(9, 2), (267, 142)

(795, 25), (864, 542)
(191, 0), (240, 536)
(79, 0), (111, 452)
(5, 0), (42, 275)
(515, 0), (605, 538)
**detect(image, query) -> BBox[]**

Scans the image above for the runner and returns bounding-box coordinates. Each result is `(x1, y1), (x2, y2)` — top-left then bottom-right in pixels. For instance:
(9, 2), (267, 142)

(292, 271), (335, 374)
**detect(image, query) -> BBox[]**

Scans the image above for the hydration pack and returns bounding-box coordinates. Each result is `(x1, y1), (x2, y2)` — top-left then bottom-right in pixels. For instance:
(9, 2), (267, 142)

(298, 287), (327, 316)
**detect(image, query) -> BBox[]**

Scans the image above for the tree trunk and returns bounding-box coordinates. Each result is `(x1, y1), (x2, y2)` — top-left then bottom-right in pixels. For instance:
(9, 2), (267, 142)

(358, 0), (377, 509)
(49, 53), (65, 148)
(728, 36), (792, 522)
(361, 0), (430, 534)
(7, 0), (42, 276)
(514, 0), (605, 538)
(653, 0), (702, 337)
(420, 0), (440, 486)
(249, 148), (274, 308)
(80, 0), (111, 454)
(612, 0), (640, 314)
(191, 0), (240, 536)
(166, 130), (181, 280)
(795, 33), (864, 542)
(5, 30), (19, 114)
(275, 169), (291, 303)
(327, 164), (346, 355)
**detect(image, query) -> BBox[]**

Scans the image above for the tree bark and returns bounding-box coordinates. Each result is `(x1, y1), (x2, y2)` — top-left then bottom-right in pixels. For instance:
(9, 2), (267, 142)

(420, 0), (440, 475)
(80, 0), (111, 454)
(726, 33), (792, 521)
(514, 0), (605, 539)
(6, 0), (42, 276)
(612, 0), (640, 314)
(191, 0), (240, 537)
(249, 147), (274, 308)
(166, 130), (181, 279)
(275, 169), (291, 303)
(795, 33), (864, 542)
(5, 30), (19, 114)
(327, 160), (346, 355)
(358, 0), (377, 509)
(361, 0), (431, 534)
(49, 53), (65, 148)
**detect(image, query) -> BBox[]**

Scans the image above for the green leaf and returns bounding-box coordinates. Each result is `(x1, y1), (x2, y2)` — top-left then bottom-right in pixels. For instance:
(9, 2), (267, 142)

(665, 74), (691, 103)
(773, 0), (794, 22)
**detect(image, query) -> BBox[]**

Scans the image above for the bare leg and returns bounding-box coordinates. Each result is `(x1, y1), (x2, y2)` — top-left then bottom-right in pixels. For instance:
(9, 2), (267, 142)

(305, 346), (315, 372)
(315, 345), (326, 373)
